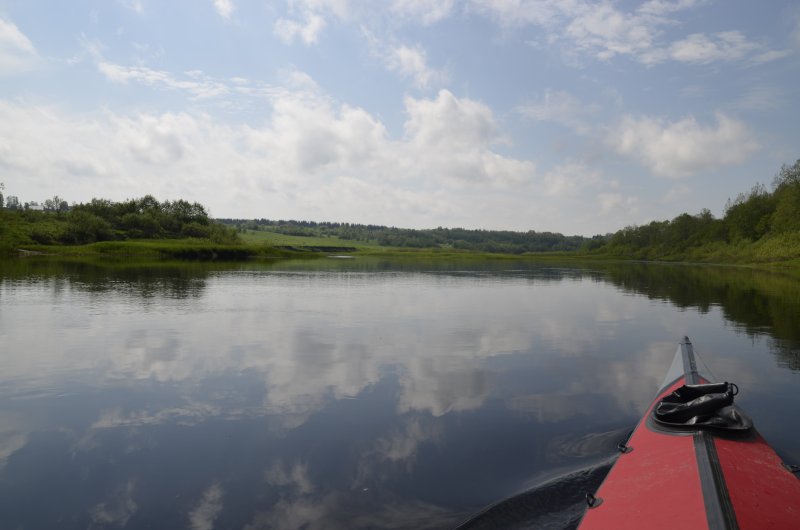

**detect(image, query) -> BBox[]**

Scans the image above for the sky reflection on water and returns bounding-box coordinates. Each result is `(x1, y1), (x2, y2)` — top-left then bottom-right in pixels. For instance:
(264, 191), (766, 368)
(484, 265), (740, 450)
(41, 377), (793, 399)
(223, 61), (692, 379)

(1, 259), (799, 529)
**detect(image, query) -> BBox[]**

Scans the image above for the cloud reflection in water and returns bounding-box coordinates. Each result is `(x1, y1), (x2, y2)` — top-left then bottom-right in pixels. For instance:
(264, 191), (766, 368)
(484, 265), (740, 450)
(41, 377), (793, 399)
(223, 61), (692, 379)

(1, 262), (778, 529)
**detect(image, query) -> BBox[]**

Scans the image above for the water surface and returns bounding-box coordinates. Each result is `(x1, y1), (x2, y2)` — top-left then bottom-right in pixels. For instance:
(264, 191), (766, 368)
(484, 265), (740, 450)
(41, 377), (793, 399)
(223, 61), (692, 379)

(1, 257), (799, 529)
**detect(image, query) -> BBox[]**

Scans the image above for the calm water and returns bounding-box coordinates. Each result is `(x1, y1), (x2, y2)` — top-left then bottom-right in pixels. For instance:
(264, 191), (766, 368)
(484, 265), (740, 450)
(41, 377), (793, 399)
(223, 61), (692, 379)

(1, 257), (799, 529)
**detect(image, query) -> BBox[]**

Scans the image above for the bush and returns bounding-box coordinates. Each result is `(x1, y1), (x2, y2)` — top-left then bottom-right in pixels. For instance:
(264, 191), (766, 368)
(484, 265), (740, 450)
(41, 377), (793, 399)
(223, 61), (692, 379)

(181, 222), (212, 238)
(62, 211), (115, 244)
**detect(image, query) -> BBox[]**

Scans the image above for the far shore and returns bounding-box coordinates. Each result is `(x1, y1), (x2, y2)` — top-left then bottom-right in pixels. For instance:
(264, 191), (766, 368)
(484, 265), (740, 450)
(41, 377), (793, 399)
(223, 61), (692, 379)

(6, 238), (800, 275)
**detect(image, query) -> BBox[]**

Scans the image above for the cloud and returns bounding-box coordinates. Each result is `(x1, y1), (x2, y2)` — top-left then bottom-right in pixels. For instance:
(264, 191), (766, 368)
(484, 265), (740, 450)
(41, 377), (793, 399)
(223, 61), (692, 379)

(274, 12), (327, 45)
(390, 0), (456, 25)
(404, 89), (534, 187)
(189, 483), (224, 530)
(0, 16), (38, 75)
(0, 82), (535, 230)
(98, 62), (231, 99)
(668, 31), (766, 64)
(467, 0), (564, 28)
(90, 481), (138, 527)
(385, 44), (444, 89)
(361, 26), (447, 89)
(598, 192), (639, 215)
(118, 0), (144, 14)
(541, 163), (601, 197)
(734, 84), (784, 112)
(612, 112), (758, 177)
(517, 89), (598, 134)
(361, 27), (446, 89)
(92, 54), (289, 104)
(637, 0), (706, 17)
(565, 2), (657, 61)
(273, 0), (351, 45)
(0, 432), (27, 470)
(90, 404), (222, 430)
(213, 0), (235, 19)
(265, 461), (314, 494)
(375, 418), (443, 462)
(468, 0), (785, 66)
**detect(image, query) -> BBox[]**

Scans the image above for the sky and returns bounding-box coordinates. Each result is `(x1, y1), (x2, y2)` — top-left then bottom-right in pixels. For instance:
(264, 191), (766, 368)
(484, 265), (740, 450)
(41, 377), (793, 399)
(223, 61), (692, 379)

(1, 1), (799, 235)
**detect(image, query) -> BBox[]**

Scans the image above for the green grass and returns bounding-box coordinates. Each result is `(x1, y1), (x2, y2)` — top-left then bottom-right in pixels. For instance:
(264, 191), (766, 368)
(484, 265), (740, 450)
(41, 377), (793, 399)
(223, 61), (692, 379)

(18, 239), (302, 260)
(593, 231), (800, 270)
(239, 229), (380, 249)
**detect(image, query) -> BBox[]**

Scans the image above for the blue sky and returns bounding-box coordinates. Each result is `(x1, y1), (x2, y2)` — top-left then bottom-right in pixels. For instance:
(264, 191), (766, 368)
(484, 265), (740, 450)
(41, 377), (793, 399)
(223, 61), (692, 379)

(1, 0), (798, 235)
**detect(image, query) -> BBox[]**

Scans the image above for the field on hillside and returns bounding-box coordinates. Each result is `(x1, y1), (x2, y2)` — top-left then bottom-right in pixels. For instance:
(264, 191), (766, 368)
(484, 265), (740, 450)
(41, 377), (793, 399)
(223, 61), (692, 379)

(240, 229), (379, 249)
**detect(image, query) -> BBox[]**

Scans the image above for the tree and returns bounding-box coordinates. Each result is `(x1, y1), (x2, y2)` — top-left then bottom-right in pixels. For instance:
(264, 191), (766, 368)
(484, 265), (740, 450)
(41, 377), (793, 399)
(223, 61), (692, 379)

(772, 159), (800, 190)
(5, 196), (20, 210)
(62, 210), (114, 244)
(770, 160), (800, 233)
(0, 181), (4, 209)
(724, 183), (775, 241)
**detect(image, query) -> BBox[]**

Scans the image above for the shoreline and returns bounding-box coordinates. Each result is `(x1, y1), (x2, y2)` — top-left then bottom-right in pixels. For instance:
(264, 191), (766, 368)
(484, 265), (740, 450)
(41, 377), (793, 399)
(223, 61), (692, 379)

(5, 240), (800, 274)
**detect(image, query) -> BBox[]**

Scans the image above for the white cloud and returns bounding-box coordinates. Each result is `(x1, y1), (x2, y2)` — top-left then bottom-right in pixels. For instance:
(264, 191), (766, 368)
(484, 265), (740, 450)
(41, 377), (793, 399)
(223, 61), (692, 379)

(468, 0), (784, 67)
(598, 192), (639, 215)
(517, 89), (597, 133)
(98, 62), (232, 99)
(0, 85), (534, 228)
(273, 0), (351, 45)
(664, 183), (691, 203)
(0, 432), (27, 470)
(189, 483), (224, 530)
(274, 12), (327, 45)
(118, 0), (144, 14)
(361, 27), (446, 89)
(391, 0), (456, 25)
(668, 31), (761, 64)
(90, 481), (138, 527)
(291, 0), (350, 19)
(0, 16), (38, 75)
(404, 89), (533, 187)
(637, 0), (706, 17)
(385, 44), (444, 89)
(404, 89), (494, 151)
(565, 2), (657, 61)
(213, 0), (235, 19)
(265, 461), (314, 494)
(734, 84), (784, 112)
(612, 112), (758, 177)
(467, 0), (564, 28)
(94, 57), (292, 104)
(541, 163), (600, 197)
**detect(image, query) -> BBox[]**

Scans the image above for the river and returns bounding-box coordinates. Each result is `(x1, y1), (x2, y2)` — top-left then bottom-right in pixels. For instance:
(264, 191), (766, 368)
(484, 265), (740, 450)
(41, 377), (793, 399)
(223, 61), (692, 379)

(1, 257), (799, 529)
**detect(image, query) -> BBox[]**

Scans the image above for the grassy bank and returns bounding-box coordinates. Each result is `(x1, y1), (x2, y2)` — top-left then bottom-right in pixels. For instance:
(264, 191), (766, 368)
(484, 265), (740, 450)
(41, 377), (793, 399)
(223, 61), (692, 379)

(592, 231), (800, 269)
(8, 235), (800, 270)
(13, 239), (304, 260)
(4, 208), (800, 269)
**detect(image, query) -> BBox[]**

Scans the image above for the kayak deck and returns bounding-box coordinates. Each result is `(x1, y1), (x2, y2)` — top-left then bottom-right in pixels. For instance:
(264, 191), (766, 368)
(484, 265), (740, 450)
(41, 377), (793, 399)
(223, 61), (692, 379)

(578, 337), (800, 530)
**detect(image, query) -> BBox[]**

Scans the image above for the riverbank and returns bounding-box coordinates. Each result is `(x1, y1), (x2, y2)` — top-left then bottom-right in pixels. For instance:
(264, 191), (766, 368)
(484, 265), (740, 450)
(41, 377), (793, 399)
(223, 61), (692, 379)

(5, 225), (800, 275)
(7, 239), (800, 274)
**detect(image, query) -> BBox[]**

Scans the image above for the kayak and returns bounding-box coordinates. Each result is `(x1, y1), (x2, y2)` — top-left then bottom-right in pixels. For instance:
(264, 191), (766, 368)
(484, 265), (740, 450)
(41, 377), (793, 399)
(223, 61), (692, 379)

(578, 337), (800, 529)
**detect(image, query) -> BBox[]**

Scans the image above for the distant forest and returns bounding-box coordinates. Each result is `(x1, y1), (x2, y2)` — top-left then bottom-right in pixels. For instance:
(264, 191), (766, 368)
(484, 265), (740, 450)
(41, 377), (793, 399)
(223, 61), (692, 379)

(219, 158), (800, 260)
(216, 218), (601, 253)
(3, 158), (798, 262)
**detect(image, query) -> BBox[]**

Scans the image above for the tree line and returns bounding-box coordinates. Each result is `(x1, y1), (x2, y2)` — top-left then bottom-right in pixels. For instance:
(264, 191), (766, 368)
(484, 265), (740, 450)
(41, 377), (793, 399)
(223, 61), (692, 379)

(4, 157), (797, 258)
(1, 194), (238, 247)
(217, 218), (598, 253)
(599, 159), (800, 258)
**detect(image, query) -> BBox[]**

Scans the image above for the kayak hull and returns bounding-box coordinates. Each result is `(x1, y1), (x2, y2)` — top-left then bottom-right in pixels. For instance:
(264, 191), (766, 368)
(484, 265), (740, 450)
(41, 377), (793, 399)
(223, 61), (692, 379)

(578, 337), (800, 530)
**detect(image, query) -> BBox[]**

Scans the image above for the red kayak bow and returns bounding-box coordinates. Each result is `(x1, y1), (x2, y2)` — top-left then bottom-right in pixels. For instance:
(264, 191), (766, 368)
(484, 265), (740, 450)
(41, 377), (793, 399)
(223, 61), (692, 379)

(578, 337), (800, 529)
